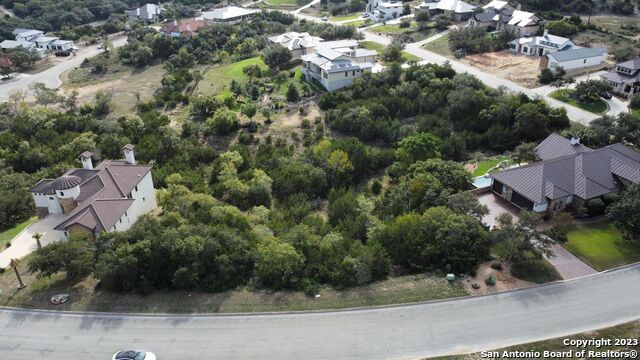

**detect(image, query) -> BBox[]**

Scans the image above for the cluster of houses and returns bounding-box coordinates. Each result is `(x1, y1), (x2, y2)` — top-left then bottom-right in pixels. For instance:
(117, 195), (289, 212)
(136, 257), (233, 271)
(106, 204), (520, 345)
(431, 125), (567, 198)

(488, 133), (640, 213)
(0, 28), (75, 57)
(269, 32), (377, 91)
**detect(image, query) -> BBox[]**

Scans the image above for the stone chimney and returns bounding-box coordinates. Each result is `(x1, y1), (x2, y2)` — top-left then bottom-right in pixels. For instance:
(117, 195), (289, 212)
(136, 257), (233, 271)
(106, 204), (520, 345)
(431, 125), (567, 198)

(79, 151), (94, 170)
(570, 136), (580, 146)
(123, 144), (136, 164)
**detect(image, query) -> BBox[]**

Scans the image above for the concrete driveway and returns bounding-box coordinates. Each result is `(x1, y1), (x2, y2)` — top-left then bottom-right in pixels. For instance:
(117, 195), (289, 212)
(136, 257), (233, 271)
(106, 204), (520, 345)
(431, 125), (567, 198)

(0, 214), (65, 268)
(476, 191), (520, 229)
(545, 243), (597, 280)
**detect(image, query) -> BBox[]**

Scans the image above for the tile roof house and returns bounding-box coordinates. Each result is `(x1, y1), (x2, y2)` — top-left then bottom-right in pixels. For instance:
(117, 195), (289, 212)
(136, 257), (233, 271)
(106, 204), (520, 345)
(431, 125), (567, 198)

(268, 32), (324, 60)
(201, 6), (260, 24)
(160, 19), (209, 37)
(29, 145), (157, 239)
(127, 3), (165, 23)
(489, 134), (640, 212)
(600, 57), (640, 99)
(301, 40), (377, 91)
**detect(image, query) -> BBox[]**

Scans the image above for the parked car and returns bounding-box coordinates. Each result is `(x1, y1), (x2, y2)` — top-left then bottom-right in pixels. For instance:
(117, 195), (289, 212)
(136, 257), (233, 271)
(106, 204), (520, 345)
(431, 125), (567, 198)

(321, 17), (328, 21)
(112, 350), (156, 360)
(598, 91), (612, 100)
(54, 50), (71, 57)
(362, 13), (369, 18)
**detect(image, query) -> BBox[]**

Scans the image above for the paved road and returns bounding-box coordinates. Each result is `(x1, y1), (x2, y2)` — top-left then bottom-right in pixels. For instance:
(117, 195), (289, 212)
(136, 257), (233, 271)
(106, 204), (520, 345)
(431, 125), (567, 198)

(0, 37), (127, 101)
(1, 264), (639, 360)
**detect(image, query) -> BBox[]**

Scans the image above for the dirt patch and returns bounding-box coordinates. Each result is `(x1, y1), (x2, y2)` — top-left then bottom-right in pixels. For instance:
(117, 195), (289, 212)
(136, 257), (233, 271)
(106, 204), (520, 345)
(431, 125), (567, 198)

(462, 51), (542, 88)
(462, 262), (534, 295)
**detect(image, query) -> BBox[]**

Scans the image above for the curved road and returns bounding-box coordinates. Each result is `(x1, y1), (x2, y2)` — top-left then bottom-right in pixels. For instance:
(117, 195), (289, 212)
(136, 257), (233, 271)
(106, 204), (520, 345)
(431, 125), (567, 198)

(1, 265), (639, 359)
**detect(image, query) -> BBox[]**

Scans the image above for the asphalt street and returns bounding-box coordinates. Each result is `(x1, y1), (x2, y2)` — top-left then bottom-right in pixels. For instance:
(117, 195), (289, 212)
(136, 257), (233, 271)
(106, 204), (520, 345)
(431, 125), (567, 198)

(0, 264), (639, 360)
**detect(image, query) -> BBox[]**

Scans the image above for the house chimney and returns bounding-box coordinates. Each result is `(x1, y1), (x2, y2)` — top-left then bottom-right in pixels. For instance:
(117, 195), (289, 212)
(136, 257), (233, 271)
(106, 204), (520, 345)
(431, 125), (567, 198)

(123, 144), (136, 164)
(79, 151), (94, 170)
(570, 136), (580, 146)
(543, 29), (548, 38)
(174, 19), (178, 26)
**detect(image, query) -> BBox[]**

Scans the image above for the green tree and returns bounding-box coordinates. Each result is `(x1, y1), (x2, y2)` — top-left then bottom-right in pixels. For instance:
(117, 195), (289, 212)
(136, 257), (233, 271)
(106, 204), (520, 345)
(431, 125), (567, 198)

(28, 234), (95, 280)
(206, 107), (239, 135)
(545, 20), (578, 37)
(255, 237), (304, 289)
(286, 83), (300, 102)
(241, 103), (257, 119)
(262, 44), (292, 71)
(513, 141), (538, 164)
(395, 132), (441, 163)
(607, 184), (640, 241)
(383, 38), (405, 63)
(491, 212), (555, 264)
(574, 79), (612, 102)
(446, 191), (489, 221)
(415, 11), (430, 30)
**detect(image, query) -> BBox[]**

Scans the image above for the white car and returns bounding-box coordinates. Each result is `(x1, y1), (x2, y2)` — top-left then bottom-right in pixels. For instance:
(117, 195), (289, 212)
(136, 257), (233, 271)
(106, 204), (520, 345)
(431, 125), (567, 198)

(112, 350), (156, 360)
(321, 17), (328, 21)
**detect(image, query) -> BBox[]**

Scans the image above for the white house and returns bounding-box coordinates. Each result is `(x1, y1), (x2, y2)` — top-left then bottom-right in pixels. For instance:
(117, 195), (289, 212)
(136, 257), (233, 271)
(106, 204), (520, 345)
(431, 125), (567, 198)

(29, 145), (157, 239)
(415, 0), (475, 21)
(268, 32), (324, 60)
(201, 6), (260, 23)
(509, 30), (575, 56)
(600, 57), (640, 99)
(366, 0), (404, 21)
(301, 41), (376, 91)
(469, 1), (542, 36)
(127, 3), (164, 23)
(0, 28), (75, 54)
(544, 47), (608, 72)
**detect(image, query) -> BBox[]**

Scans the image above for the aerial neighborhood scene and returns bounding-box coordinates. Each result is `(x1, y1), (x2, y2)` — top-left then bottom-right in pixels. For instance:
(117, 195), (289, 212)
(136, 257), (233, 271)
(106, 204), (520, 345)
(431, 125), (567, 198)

(0, 0), (639, 358)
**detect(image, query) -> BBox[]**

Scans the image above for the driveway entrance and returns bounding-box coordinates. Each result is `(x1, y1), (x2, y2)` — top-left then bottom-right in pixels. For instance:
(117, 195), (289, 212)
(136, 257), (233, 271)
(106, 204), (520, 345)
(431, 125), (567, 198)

(0, 214), (65, 268)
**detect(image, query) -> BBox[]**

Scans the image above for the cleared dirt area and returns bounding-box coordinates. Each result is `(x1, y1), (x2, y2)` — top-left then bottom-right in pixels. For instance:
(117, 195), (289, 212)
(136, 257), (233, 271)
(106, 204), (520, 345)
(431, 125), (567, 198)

(462, 262), (535, 295)
(463, 51), (542, 88)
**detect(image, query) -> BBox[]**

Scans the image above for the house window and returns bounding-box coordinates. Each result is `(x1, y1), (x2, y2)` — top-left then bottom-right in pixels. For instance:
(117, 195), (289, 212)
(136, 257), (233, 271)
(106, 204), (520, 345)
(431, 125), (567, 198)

(49, 197), (54, 200)
(125, 211), (128, 217)
(345, 72), (348, 77)
(134, 185), (138, 192)
(60, 192), (64, 196)
(119, 218), (122, 223)
(143, 197), (146, 202)
(352, 71), (356, 75)
(523, 46), (528, 53)
(584, 59), (587, 63)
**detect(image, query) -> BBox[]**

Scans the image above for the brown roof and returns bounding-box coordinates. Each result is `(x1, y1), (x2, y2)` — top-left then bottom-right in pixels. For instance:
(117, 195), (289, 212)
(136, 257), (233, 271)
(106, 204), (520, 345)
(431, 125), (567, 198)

(159, 20), (208, 36)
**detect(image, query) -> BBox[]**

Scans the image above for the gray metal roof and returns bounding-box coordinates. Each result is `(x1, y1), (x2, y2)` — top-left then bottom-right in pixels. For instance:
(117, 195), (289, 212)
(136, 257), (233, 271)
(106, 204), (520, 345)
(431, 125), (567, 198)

(492, 137), (640, 203)
(547, 47), (607, 62)
(617, 57), (640, 70)
(535, 133), (591, 161)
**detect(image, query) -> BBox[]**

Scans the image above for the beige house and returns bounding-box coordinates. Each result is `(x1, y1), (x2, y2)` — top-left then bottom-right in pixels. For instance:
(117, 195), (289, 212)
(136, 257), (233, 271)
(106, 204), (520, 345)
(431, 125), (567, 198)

(268, 32), (323, 60)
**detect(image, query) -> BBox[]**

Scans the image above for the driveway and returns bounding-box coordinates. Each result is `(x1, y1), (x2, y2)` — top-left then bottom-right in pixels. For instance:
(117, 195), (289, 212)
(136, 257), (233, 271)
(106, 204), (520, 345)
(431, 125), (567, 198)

(0, 265), (639, 359)
(545, 243), (597, 280)
(476, 192), (520, 229)
(0, 214), (65, 268)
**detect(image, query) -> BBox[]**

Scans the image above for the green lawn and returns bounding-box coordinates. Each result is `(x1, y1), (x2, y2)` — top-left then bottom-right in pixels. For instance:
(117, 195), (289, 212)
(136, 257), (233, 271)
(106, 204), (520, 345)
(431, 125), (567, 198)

(274, 67), (303, 97)
(510, 258), (562, 284)
(0, 217), (37, 249)
(264, 0), (309, 6)
(330, 13), (361, 22)
(564, 221), (640, 271)
(549, 89), (609, 114)
(359, 41), (421, 63)
(472, 156), (509, 177)
(196, 57), (267, 97)
(423, 33), (451, 57)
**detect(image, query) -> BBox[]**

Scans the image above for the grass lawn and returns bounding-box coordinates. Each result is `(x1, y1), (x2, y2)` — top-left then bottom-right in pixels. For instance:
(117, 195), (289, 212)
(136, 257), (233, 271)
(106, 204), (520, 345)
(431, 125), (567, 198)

(196, 57), (267, 97)
(330, 13), (361, 22)
(264, 0), (309, 6)
(346, 20), (366, 27)
(631, 108), (639, 117)
(510, 258), (562, 284)
(564, 221), (640, 271)
(0, 264), (469, 313)
(423, 33), (451, 57)
(0, 217), (37, 249)
(274, 67), (303, 97)
(359, 41), (421, 63)
(433, 320), (640, 360)
(549, 89), (609, 114)
(472, 156), (509, 177)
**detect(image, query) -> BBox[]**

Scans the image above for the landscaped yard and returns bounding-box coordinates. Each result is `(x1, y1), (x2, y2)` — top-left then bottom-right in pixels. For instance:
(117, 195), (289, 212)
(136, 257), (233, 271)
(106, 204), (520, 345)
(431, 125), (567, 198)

(423, 33), (451, 57)
(472, 156), (509, 177)
(0, 263), (469, 313)
(0, 217), (37, 249)
(564, 221), (640, 271)
(330, 13), (361, 22)
(359, 41), (421, 63)
(510, 258), (562, 284)
(549, 89), (609, 114)
(196, 57), (267, 98)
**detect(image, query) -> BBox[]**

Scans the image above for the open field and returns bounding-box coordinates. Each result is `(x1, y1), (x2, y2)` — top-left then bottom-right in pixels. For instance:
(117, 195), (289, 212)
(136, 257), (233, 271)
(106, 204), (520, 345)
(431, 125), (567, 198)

(581, 14), (640, 39)
(360, 41), (421, 63)
(62, 62), (165, 119)
(549, 89), (609, 114)
(0, 262), (469, 313)
(462, 51), (541, 88)
(0, 217), (37, 249)
(196, 57), (267, 97)
(423, 33), (451, 57)
(433, 320), (640, 360)
(564, 221), (640, 271)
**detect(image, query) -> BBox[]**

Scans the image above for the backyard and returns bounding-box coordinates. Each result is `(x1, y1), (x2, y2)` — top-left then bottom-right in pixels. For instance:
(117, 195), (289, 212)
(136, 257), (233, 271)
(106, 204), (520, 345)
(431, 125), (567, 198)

(564, 221), (640, 271)
(0, 217), (37, 249)
(373, 22), (440, 42)
(196, 57), (267, 98)
(359, 41), (421, 63)
(549, 89), (609, 114)
(472, 156), (509, 177)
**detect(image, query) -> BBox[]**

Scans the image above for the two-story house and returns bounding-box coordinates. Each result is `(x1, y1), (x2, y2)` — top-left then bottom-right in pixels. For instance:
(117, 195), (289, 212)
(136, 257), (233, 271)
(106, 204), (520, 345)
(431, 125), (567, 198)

(468, 1), (542, 37)
(367, 0), (404, 21)
(29, 145), (157, 239)
(127, 3), (165, 23)
(268, 32), (324, 60)
(600, 57), (640, 99)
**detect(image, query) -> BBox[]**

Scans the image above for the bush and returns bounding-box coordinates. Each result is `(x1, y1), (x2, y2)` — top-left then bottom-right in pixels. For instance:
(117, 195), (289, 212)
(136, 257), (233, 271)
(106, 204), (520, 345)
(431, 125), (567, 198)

(370, 179), (382, 195)
(485, 273), (496, 286)
(490, 261), (503, 271)
(630, 94), (640, 110)
(586, 198), (606, 216)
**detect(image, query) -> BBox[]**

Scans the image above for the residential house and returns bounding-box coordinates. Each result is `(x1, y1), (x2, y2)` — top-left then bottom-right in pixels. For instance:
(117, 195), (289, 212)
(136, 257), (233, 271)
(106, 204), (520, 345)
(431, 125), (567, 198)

(128, 3), (164, 23)
(489, 133), (640, 212)
(415, 0), (476, 21)
(0, 28), (75, 55)
(469, 1), (542, 36)
(201, 6), (260, 24)
(159, 19), (209, 37)
(301, 41), (376, 91)
(268, 32), (323, 60)
(543, 47), (607, 72)
(367, 0), (404, 21)
(600, 57), (640, 99)
(29, 145), (157, 239)
(509, 30), (574, 56)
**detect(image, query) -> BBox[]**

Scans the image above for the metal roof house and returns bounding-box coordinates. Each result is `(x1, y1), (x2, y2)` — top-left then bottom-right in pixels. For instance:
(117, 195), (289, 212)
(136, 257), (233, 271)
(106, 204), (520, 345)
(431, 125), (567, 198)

(127, 3), (165, 23)
(600, 57), (640, 99)
(415, 0), (476, 21)
(489, 133), (640, 212)
(268, 32), (324, 60)
(29, 145), (157, 239)
(201, 6), (260, 24)
(301, 41), (376, 91)
(544, 47), (608, 72)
